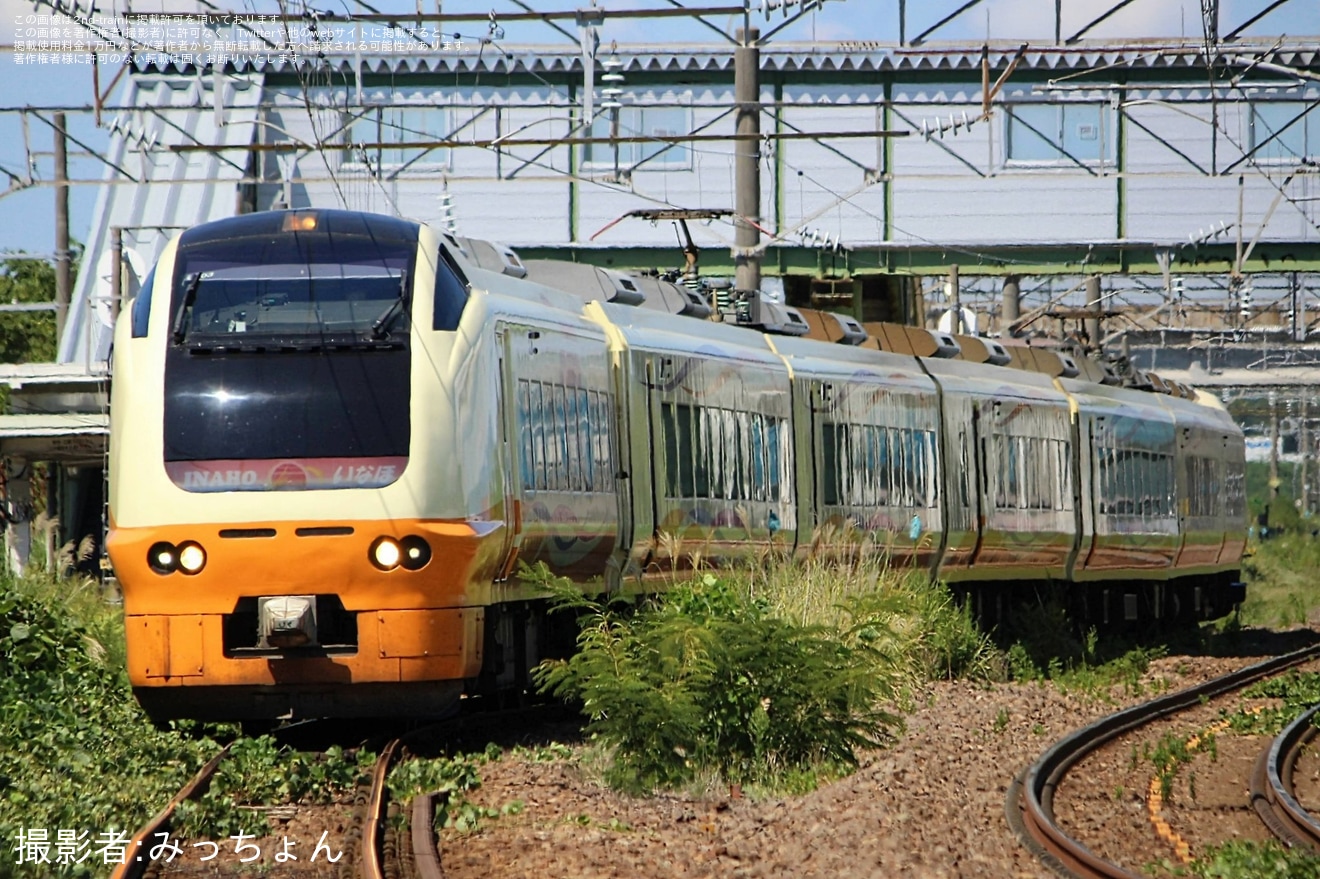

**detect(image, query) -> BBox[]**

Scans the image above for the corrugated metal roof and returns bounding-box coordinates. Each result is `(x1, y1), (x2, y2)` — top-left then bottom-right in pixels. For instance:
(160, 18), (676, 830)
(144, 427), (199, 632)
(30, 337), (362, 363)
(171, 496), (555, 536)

(0, 413), (108, 437)
(59, 72), (264, 368)
(0, 413), (108, 463)
(129, 41), (1320, 78)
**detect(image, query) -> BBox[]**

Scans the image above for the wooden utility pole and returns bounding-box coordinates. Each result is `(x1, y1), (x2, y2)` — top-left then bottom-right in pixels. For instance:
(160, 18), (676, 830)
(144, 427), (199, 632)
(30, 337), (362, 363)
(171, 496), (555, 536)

(1001, 274), (1020, 336)
(1085, 275), (1102, 353)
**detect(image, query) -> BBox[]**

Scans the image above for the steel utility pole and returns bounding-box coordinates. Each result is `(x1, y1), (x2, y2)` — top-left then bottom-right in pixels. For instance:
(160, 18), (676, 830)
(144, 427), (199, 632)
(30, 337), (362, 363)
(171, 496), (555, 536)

(733, 27), (761, 300)
(54, 112), (70, 341)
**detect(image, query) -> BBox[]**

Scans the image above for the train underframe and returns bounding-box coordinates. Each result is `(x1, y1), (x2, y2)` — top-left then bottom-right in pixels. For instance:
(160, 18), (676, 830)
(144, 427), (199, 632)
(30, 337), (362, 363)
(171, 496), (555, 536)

(955, 570), (1246, 632)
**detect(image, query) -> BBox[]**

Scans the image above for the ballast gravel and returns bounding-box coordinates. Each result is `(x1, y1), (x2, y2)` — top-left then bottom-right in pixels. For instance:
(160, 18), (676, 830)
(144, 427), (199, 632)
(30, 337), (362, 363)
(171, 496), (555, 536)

(441, 641), (1307, 879)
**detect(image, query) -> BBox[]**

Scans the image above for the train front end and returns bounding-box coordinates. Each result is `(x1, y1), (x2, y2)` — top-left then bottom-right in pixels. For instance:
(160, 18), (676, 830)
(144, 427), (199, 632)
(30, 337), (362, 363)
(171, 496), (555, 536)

(107, 210), (499, 721)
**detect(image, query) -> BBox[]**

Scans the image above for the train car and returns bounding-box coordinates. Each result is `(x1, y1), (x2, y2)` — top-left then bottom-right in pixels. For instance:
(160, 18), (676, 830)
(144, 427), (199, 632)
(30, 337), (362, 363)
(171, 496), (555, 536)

(107, 208), (1247, 722)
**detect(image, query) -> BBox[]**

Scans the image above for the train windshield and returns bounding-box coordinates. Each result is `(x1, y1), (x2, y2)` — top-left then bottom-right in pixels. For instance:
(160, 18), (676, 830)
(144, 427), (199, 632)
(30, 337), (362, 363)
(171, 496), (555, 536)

(162, 211), (417, 491)
(170, 212), (416, 342)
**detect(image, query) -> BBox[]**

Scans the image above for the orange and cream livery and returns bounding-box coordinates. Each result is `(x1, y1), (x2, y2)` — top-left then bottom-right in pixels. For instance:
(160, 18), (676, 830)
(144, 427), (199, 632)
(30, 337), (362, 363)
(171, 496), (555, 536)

(108, 209), (1246, 722)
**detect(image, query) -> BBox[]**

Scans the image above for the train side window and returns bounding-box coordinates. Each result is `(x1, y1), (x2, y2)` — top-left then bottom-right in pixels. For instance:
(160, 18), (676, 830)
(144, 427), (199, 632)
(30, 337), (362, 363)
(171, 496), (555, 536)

(854, 423), (866, 506)
(529, 382), (546, 491)
(768, 417), (784, 503)
(862, 426), (877, 507)
(553, 385), (570, 490)
(546, 383), (562, 491)
(661, 403), (679, 498)
(563, 388), (581, 492)
(517, 381), (534, 491)
(821, 422), (841, 506)
(578, 390), (592, 491)
(130, 267), (156, 338)
(705, 409), (722, 499)
(432, 245), (470, 331)
(591, 391), (603, 491)
(749, 414), (765, 502)
(661, 402), (696, 499)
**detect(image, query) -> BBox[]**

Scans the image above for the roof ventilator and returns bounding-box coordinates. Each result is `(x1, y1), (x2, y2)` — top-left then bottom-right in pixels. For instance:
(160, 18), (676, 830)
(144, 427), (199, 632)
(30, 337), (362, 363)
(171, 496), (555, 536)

(981, 340), (1012, 365)
(829, 313), (868, 345)
(748, 293), (809, 337)
(929, 332), (961, 358)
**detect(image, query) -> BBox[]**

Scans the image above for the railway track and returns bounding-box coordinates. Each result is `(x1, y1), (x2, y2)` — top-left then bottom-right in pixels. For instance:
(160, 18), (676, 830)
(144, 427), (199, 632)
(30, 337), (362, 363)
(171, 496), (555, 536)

(107, 704), (571, 878)
(1009, 644), (1320, 879)
(109, 736), (447, 879)
(1251, 703), (1320, 853)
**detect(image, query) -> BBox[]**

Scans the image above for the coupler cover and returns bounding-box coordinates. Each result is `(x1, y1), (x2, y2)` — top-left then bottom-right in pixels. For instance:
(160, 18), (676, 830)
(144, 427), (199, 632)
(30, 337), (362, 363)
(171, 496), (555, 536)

(258, 595), (318, 649)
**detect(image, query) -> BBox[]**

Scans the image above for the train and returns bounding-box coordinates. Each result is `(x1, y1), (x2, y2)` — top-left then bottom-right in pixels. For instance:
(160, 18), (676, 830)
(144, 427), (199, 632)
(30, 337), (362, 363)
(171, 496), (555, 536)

(106, 208), (1247, 722)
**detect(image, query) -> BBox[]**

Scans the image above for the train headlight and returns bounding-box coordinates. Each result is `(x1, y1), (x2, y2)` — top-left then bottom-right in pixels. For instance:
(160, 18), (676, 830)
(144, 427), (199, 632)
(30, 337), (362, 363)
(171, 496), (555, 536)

(370, 536), (402, 571)
(400, 536), (432, 571)
(148, 541), (178, 574)
(177, 542), (207, 575)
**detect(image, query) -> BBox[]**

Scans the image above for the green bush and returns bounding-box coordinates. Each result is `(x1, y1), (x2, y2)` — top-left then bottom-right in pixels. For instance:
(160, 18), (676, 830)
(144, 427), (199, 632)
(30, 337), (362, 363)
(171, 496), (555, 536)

(0, 575), (216, 879)
(534, 564), (926, 793)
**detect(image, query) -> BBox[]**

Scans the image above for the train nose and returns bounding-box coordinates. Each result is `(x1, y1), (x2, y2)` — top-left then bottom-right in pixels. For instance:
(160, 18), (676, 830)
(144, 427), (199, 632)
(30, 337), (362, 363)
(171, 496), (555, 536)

(259, 595), (318, 648)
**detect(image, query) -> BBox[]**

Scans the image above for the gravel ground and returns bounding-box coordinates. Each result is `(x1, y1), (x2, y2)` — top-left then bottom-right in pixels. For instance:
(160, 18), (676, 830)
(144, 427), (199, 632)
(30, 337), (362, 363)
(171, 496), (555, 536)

(142, 628), (1320, 878)
(442, 633), (1319, 879)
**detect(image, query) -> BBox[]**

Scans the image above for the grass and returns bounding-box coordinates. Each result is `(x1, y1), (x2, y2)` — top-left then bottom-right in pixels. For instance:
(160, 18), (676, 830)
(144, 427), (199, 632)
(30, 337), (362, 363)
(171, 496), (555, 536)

(0, 570), (372, 876)
(1238, 533), (1320, 629)
(532, 535), (998, 795)
(1186, 839), (1320, 879)
(0, 572), (219, 879)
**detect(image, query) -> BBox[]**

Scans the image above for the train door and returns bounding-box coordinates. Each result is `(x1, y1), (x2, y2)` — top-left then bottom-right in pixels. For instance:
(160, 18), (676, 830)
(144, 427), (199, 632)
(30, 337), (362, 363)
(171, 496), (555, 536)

(970, 400), (988, 564)
(644, 353), (674, 569)
(809, 379), (833, 533)
(1063, 406), (1092, 582)
(494, 326), (525, 582)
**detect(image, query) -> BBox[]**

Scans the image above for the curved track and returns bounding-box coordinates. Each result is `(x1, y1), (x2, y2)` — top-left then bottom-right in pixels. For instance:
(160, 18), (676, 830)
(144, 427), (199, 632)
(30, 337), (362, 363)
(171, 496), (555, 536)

(1009, 645), (1320, 878)
(109, 746), (231, 879)
(1251, 704), (1320, 853)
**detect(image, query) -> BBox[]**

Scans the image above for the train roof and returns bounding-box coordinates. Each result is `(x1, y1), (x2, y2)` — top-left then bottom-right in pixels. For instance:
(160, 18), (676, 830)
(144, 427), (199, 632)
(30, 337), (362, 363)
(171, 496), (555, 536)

(440, 222), (1205, 406)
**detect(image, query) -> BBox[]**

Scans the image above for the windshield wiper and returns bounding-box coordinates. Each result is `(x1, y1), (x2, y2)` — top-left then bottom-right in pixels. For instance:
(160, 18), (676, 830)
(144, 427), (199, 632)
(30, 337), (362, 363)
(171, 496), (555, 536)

(369, 268), (410, 340)
(171, 273), (202, 344)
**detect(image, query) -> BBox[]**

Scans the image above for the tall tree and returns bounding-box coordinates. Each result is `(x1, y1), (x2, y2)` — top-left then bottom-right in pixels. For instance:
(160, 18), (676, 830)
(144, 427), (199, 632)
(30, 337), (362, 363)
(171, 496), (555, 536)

(0, 256), (59, 364)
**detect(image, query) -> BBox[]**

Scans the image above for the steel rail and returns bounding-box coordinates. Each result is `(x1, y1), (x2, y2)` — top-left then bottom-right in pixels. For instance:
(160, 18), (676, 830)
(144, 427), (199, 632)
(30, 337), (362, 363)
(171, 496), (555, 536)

(1011, 644), (1320, 878)
(412, 790), (446, 879)
(1251, 703), (1320, 851)
(360, 738), (401, 879)
(109, 744), (231, 879)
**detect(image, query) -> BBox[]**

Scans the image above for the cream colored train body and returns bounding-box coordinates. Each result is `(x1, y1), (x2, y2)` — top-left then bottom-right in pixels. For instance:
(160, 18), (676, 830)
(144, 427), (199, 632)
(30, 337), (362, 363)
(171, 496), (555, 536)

(107, 209), (1246, 721)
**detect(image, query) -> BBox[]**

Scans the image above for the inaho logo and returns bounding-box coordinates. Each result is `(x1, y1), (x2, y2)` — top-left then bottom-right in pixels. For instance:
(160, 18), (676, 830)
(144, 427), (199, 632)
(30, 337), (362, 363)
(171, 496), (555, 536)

(166, 457), (408, 492)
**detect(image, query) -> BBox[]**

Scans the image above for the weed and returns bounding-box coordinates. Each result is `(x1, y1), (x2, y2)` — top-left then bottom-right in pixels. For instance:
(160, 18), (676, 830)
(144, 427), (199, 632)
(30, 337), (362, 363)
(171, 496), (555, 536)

(176, 740), (373, 838)
(0, 573), (224, 878)
(531, 556), (917, 793)
(1148, 733), (1192, 800)
(1235, 532), (1320, 630)
(387, 753), (506, 832)
(1192, 839), (1320, 878)
(1227, 671), (1320, 737)
(993, 708), (1009, 734)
